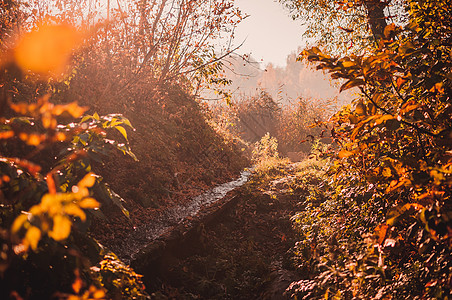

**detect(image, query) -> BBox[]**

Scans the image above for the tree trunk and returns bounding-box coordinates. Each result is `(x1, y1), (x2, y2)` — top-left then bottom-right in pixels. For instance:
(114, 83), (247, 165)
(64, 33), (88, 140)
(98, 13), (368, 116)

(363, 0), (388, 39)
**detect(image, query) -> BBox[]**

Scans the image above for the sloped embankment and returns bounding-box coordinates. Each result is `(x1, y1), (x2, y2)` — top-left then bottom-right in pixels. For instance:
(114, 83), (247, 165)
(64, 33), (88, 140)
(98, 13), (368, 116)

(82, 85), (250, 257)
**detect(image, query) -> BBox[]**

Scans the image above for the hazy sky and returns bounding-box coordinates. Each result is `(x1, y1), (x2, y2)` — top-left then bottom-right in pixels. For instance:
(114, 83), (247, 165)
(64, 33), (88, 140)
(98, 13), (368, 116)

(232, 0), (305, 67)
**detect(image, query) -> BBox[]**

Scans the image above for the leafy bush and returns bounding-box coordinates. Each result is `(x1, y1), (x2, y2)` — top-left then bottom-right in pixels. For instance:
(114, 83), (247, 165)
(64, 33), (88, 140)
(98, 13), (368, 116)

(0, 22), (148, 299)
(288, 0), (452, 298)
(252, 133), (280, 163)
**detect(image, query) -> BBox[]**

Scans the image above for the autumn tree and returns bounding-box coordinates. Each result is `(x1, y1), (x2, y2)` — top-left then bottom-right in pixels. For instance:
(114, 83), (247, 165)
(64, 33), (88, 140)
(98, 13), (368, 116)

(288, 0), (451, 298)
(38, 0), (245, 107)
(279, 0), (408, 54)
(0, 6), (151, 295)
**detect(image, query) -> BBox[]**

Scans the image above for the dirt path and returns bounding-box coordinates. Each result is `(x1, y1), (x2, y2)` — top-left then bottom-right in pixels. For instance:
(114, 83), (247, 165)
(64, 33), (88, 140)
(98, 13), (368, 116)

(141, 164), (303, 299)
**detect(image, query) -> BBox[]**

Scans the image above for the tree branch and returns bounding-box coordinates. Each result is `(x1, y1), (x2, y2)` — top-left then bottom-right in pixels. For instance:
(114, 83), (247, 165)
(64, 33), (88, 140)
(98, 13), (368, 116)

(360, 87), (438, 137)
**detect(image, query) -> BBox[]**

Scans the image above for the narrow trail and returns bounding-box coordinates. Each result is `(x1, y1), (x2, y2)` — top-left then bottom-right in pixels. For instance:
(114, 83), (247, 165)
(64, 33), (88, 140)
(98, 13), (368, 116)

(108, 170), (252, 264)
(134, 163), (304, 299)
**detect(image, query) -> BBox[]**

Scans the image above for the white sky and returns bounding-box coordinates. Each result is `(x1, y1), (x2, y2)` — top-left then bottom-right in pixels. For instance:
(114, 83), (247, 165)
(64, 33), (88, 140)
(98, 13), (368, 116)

(232, 0), (305, 67)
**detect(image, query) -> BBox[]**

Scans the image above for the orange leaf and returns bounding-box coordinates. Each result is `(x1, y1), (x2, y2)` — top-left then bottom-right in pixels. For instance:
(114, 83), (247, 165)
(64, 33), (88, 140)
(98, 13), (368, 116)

(66, 102), (88, 118)
(25, 226), (41, 250)
(49, 215), (71, 241)
(396, 77), (406, 88)
(78, 198), (100, 209)
(375, 224), (389, 244)
(72, 269), (83, 294)
(338, 150), (354, 158)
(0, 131), (14, 139)
(77, 173), (96, 188)
(46, 174), (57, 194)
(14, 23), (81, 77)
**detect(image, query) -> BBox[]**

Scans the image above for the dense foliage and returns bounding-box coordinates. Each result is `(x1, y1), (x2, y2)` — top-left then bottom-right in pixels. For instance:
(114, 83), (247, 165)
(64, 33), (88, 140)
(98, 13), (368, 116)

(287, 0), (451, 298)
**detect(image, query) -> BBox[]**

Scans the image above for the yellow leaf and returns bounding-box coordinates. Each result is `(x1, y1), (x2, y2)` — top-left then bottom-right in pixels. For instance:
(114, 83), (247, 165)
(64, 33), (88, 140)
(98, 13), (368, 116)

(11, 214), (28, 233)
(78, 197), (100, 209)
(115, 126), (128, 140)
(66, 102), (88, 118)
(25, 226), (41, 250)
(64, 204), (86, 221)
(14, 24), (81, 77)
(77, 173), (96, 188)
(49, 215), (72, 241)
(29, 205), (44, 215)
(41, 193), (58, 208)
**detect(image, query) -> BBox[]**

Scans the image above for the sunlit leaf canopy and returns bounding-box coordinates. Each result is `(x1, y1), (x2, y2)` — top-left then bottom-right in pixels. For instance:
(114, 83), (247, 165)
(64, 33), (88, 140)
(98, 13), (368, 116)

(285, 1), (452, 297)
(280, 0), (409, 54)
(0, 0), (245, 99)
(300, 0), (452, 246)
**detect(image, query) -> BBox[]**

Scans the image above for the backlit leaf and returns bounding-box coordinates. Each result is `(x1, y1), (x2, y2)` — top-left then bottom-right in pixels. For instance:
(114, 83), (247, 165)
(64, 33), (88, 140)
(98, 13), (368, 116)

(64, 204), (86, 221)
(340, 79), (365, 92)
(115, 126), (128, 140)
(11, 214), (28, 233)
(25, 226), (41, 250)
(77, 172), (96, 188)
(72, 269), (82, 294)
(49, 215), (71, 241)
(0, 131), (14, 139)
(375, 224), (389, 244)
(78, 197), (100, 209)
(342, 60), (355, 68)
(374, 115), (394, 125)
(338, 150), (354, 158)
(66, 102), (88, 118)
(14, 24), (81, 77)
